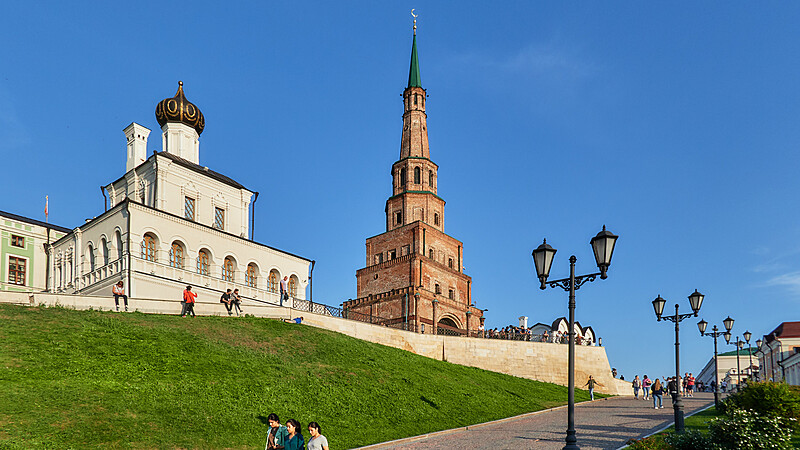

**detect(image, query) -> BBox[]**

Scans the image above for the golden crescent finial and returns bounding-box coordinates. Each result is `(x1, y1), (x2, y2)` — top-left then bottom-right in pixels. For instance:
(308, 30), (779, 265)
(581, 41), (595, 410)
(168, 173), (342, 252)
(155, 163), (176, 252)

(411, 9), (418, 35)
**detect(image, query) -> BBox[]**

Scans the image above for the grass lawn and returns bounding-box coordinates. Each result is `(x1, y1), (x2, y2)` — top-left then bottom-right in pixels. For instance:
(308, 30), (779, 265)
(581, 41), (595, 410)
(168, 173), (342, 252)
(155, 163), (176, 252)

(0, 304), (603, 449)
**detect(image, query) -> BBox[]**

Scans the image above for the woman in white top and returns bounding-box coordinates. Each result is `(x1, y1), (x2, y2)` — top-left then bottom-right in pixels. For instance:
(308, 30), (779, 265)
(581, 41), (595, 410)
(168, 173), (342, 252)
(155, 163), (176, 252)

(307, 422), (329, 450)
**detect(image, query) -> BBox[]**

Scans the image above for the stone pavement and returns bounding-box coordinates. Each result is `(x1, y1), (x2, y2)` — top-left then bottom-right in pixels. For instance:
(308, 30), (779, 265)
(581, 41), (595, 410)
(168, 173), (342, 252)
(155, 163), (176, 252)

(363, 393), (714, 450)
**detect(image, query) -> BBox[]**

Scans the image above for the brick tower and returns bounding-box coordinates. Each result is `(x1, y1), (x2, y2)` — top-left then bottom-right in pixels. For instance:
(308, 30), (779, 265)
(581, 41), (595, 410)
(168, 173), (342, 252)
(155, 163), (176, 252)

(344, 25), (484, 335)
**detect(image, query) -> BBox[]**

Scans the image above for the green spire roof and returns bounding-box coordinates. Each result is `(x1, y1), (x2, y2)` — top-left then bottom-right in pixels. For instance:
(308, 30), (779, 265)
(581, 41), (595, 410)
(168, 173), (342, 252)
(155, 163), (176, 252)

(407, 34), (422, 88)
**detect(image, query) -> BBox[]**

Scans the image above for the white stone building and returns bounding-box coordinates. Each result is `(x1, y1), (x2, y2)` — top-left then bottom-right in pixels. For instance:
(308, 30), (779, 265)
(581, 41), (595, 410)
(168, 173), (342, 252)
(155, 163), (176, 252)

(755, 321), (800, 384)
(49, 82), (311, 305)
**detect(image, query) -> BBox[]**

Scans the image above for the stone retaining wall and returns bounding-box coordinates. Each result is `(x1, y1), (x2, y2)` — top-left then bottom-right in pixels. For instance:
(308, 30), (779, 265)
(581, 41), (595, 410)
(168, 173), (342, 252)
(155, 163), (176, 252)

(0, 291), (630, 395)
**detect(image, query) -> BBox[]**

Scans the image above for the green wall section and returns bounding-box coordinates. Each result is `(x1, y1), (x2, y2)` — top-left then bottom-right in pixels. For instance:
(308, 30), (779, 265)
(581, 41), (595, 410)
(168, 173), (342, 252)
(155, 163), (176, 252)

(1, 227), (35, 290)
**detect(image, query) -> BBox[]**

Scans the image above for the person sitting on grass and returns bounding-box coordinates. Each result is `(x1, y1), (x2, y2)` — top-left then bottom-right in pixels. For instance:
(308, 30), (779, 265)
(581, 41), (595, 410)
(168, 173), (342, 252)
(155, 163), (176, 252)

(265, 413), (288, 450)
(284, 419), (305, 450)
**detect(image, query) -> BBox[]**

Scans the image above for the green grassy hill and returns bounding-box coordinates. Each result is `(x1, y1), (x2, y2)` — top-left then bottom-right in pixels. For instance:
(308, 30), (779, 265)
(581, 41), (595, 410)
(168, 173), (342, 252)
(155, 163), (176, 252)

(0, 304), (597, 449)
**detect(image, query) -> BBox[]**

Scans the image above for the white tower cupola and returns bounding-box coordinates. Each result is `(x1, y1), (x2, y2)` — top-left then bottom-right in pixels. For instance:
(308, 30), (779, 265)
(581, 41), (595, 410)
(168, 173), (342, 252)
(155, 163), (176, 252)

(124, 122), (151, 172)
(155, 81), (204, 164)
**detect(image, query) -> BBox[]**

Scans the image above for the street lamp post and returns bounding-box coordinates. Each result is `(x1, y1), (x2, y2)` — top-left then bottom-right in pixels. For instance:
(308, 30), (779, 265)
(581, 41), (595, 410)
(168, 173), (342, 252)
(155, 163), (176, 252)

(652, 290), (704, 434)
(755, 338), (763, 381)
(724, 333), (743, 391)
(743, 330), (753, 383)
(697, 317), (734, 408)
(532, 226), (618, 450)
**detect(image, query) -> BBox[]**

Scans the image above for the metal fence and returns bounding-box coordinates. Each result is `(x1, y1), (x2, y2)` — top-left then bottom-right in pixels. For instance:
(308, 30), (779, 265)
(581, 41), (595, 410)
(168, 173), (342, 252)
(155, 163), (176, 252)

(292, 298), (410, 331)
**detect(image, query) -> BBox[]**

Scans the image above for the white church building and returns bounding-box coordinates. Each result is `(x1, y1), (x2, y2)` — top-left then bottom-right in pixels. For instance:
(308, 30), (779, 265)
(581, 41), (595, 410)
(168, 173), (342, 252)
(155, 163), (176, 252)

(49, 82), (311, 304)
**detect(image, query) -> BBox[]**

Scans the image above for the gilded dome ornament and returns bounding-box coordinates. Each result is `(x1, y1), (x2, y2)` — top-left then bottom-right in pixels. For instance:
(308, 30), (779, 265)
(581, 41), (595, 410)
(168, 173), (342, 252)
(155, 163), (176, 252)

(155, 81), (205, 135)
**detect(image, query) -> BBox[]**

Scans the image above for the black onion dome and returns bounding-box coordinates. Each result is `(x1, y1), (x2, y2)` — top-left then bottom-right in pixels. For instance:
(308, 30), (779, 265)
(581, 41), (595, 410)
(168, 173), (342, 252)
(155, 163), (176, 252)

(155, 81), (205, 135)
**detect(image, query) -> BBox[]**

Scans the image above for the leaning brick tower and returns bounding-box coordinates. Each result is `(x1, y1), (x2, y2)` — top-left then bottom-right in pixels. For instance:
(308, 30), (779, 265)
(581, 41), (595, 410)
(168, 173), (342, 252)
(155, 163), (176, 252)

(344, 21), (484, 335)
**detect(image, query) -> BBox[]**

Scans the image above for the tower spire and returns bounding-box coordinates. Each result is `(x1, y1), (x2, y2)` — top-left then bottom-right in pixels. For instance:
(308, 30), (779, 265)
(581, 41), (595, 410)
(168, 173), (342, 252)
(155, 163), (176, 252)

(408, 10), (421, 88)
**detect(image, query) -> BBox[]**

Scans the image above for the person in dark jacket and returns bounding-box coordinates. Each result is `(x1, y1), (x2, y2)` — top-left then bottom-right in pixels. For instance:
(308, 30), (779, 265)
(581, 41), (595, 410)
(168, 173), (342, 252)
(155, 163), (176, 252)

(651, 378), (664, 409)
(284, 419), (305, 450)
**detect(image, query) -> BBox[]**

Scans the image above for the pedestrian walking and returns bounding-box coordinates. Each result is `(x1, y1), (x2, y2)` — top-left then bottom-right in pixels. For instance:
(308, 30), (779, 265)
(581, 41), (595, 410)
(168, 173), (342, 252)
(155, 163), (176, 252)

(220, 288), (233, 315)
(181, 285), (197, 317)
(265, 413), (288, 450)
(112, 280), (128, 312)
(686, 373), (695, 397)
(307, 422), (329, 450)
(633, 375), (641, 399)
(231, 288), (243, 316)
(651, 378), (664, 409)
(284, 419), (305, 450)
(642, 375), (652, 400)
(667, 377), (679, 405)
(584, 375), (603, 401)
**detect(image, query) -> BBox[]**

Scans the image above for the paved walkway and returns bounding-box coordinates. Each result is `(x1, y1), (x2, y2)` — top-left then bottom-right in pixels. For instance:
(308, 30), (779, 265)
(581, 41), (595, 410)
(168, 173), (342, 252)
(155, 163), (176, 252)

(364, 393), (714, 450)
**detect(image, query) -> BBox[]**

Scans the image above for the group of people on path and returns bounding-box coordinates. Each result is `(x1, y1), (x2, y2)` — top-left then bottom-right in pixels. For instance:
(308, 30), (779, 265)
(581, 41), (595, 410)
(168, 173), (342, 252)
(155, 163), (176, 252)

(483, 326), (596, 346)
(265, 414), (329, 450)
(630, 373), (698, 409)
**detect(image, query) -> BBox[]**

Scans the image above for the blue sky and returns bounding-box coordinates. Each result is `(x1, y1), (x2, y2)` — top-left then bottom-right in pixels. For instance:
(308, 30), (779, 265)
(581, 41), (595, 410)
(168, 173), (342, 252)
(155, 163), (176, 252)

(2, 2), (799, 380)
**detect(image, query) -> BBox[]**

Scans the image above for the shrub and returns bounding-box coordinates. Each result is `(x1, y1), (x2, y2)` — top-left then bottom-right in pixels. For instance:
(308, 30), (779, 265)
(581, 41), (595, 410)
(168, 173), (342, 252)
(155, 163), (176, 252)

(663, 429), (713, 449)
(626, 434), (671, 450)
(719, 382), (800, 426)
(708, 408), (796, 450)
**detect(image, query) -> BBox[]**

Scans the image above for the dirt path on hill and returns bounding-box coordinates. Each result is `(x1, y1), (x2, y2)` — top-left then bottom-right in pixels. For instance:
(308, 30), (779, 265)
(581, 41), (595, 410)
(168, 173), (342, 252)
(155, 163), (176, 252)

(360, 392), (714, 450)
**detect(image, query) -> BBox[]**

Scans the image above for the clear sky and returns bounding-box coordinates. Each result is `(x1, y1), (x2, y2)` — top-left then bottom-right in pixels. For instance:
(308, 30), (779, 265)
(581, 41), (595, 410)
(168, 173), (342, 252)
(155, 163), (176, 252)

(2, 2), (798, 381)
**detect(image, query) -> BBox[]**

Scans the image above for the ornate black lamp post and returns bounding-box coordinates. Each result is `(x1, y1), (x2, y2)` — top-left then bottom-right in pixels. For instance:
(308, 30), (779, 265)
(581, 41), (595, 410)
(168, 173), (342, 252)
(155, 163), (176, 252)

(755, 338), (763, 381)
(652, 290), (704, 434)
(724, 332), (743, 391)
(697, 316), (734, 408)
(743, 330), (753, 383)
(532, 226), (618, 450)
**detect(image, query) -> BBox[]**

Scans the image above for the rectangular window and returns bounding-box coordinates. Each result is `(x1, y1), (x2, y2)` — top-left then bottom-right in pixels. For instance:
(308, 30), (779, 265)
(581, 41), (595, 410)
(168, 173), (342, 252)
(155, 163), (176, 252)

(448, 289), (455, 300)
(8, 256), (26, 285)
(448, 258), (454, 269)
(401, 245), (410, 256)
(374, 253), (383, 265)
(395, 211), (402, 224)
(214, 207), (225, 230)
(435, 283), (441, 294)
(185, 197), (195, 220)
(429, 248), (434, 259)
(11, 235), (24, 248)
(389, 249), (397, 260)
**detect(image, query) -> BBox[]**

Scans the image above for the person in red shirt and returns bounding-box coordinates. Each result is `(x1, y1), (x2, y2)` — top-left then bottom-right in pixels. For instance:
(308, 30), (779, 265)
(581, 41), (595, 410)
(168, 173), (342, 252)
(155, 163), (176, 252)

(182, 285), (197, 317)
(686, 373), (696, 397)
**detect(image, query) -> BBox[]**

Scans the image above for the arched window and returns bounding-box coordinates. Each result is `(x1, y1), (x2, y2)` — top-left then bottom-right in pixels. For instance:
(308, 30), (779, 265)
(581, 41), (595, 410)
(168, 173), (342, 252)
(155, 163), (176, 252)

(101, 238), (109, 266)
(268, 270), (279, 293)
(434, 213), (439, 226)
(87, 244), (96, 271)
(400, 168), (407, 185)
(429, 170), (434, 187)
(222, 257), (235, 282)
(169, 242), (184, 268)
(289, 275), (298, 296)
(141, 234), (156, 262)
(196, 250), (210, 276)
(246, 263), (258, 288)
(414, 167), (421, 184)
(115, 231), (123, 260)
